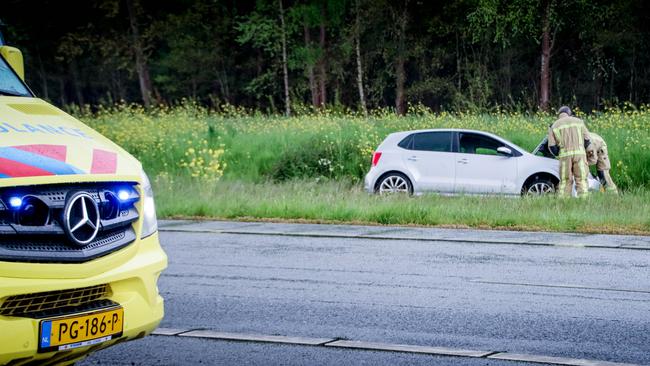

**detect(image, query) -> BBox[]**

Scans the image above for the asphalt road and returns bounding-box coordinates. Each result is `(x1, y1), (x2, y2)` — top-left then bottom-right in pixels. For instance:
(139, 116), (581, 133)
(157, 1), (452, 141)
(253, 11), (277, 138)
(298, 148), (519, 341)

(80, 221), (650, 365)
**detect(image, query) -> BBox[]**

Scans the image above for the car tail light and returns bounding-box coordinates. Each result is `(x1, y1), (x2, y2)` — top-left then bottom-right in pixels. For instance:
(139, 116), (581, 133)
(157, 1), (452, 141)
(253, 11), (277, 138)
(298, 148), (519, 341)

(372, 152), (382, 166)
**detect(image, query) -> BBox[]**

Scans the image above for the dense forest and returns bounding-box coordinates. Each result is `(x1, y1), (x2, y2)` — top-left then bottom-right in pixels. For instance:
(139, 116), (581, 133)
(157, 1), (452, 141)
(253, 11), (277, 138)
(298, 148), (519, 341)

(3, 0), (650, 113)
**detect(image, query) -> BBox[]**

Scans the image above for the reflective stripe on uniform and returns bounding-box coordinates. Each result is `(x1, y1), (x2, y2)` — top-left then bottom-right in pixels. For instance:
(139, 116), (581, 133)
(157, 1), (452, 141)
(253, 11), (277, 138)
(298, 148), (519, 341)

(558, 149), (586, 158)
(558, 159), (568, 196)
(578, 157), (588, 197)
(552, 123), (585, 132)
(553, 122), (586, 157)
(577, 127), (583, 147)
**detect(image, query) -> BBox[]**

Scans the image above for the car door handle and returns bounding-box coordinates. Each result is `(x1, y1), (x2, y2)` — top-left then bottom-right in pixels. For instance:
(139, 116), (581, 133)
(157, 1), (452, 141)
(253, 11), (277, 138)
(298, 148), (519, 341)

(457, 158), (468, 164)
(407, 156), (419, 161)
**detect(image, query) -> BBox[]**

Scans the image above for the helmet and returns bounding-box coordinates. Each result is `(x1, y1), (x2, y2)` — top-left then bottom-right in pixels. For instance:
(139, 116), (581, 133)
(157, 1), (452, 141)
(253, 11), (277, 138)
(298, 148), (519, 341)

(557, 106), (572, 116)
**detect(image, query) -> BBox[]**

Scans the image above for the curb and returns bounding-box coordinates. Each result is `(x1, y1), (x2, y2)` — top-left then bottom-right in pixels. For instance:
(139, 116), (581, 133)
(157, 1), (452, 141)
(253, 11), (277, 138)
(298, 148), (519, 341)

(159, 227), (650, 251)
(151, 328), (640, 366)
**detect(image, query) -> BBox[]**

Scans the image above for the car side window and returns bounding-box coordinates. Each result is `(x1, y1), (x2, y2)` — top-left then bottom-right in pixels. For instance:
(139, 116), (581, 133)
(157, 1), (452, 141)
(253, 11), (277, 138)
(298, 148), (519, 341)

(459, 133), (501, 155)
(412, 132), (452, 152)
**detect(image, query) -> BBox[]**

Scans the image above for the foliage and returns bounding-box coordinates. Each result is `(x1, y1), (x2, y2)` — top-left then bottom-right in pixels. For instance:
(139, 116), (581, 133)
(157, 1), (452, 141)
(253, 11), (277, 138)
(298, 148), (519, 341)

(4, 0), (650, 112)
(180, 142), (226, 181)
(81, 103), (650, 190)
(154, 177), (650, 234)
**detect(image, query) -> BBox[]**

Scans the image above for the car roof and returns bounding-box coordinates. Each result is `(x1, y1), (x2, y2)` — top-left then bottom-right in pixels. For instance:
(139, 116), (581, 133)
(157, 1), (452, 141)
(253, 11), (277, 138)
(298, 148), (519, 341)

(397, 128), (487, 133)
(392, 128), (504, 140)
(386, 128), (529, 154)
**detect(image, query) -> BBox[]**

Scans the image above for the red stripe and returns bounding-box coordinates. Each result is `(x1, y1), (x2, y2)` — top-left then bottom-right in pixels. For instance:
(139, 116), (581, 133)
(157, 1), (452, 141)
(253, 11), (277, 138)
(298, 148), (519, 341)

(13, 145), (67, 161)
(0, 157), (55, 177)
(91, 149), (117, 174)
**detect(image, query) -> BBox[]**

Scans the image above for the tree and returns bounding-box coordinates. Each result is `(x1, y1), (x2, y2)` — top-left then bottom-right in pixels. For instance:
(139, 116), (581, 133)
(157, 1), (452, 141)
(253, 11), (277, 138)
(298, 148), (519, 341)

(317, 2), (327, 108)
(279, 0), (291, 116)
(294, 2), (327, 108)
(153, 0), (236, 103)
(125, 0), (154, 107)
(303, 16), (319, 108)
(236, 0), (288, 112)
(390, 0), (410, 115)
(539, 0), (552, 111)
(468, 0), (576, 111)
(56, 33), (87, 106)
(354, 0), (368, 116)
(5, 0), (650, 112)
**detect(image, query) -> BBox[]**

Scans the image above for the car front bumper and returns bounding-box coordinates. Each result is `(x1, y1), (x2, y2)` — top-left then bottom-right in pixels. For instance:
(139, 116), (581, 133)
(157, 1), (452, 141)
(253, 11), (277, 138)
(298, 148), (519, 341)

(0, 232), (167, 365)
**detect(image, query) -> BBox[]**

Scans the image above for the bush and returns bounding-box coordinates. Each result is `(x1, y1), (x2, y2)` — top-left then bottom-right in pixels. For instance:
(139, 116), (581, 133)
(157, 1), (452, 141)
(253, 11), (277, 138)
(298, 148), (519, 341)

(80, 103), (650, 190)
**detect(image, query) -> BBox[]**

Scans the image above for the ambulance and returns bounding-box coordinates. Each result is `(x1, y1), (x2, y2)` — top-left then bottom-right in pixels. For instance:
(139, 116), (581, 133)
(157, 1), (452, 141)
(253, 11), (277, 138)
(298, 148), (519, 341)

(0, 38), (167, 364)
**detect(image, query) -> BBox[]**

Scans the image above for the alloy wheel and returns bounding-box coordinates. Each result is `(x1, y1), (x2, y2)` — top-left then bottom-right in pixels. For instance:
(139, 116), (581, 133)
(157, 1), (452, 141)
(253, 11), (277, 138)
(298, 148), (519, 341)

(527, 182), (554, 195)
(379, 175), (409, 194)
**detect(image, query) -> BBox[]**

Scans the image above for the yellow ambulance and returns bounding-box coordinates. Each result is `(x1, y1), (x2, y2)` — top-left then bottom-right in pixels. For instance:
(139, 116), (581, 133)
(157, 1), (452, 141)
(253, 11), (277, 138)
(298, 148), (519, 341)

(0, 42), (167, 365)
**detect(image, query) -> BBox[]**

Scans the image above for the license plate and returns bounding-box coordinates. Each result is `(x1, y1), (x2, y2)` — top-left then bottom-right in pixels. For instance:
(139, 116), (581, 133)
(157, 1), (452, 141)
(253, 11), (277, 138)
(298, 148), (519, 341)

(38, 307), (123, 352)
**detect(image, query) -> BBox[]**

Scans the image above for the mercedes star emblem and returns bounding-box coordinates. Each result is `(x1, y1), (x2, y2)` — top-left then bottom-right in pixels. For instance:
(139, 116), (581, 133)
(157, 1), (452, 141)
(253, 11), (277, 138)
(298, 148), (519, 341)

(63, 192), (101, 246)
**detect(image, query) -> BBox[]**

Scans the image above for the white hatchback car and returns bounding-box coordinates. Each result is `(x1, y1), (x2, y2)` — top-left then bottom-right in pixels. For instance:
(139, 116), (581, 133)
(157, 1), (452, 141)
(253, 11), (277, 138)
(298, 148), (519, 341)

(364, 129), (599, 195)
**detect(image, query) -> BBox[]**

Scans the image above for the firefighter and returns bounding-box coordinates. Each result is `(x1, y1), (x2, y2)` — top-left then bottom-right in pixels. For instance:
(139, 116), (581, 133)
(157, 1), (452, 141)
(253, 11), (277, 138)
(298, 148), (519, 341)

(586, 132), (618, 193)
(548, 106), (591, 198)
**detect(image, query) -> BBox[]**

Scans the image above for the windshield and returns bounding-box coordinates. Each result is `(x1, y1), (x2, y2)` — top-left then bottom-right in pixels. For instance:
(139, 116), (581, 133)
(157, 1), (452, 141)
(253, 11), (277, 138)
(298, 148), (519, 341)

(0, 56), (30, 97)
(533, 137), (555, 158)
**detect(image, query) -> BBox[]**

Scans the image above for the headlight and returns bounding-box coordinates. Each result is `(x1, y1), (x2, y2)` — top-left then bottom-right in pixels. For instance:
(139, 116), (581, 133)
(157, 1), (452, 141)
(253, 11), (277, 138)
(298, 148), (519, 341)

(140, 170), (158, 239)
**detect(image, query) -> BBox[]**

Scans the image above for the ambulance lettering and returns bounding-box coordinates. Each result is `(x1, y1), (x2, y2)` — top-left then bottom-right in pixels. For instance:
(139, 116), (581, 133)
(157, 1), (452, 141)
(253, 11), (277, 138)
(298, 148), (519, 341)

(0, 122), (92, 139)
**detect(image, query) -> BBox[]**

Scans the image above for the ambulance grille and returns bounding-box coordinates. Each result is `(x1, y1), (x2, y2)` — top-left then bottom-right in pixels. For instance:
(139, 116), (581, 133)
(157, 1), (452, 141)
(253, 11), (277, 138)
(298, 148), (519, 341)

(0, 284), (111, 317)
(0, 182), (140, 263)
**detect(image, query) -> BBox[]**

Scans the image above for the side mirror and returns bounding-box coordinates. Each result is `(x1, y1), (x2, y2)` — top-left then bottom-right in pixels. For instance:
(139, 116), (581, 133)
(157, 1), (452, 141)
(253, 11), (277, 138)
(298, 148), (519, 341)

(0, 46), (25, 81)
(497, 146), (512, 156)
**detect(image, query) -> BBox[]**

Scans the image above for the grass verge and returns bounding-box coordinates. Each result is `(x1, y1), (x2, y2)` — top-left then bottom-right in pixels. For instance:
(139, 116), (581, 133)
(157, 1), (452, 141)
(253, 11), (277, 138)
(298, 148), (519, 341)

(83, 104), (650, 190)
(154, 177), (650, 235)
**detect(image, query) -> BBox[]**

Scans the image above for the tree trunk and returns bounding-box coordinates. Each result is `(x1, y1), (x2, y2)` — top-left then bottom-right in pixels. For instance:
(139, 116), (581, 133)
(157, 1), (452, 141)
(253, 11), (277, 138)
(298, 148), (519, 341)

(117, 71), (126, 102)
(126, 0), (153, 108)
(216, 68), (230, 104)
(58, 77), (67, 106)
(355, 0), (368, 116)
(304, 22), (318, 108)
(35, 49), (49, 100)
(539, 0), (551, 112)
(456, 32), (461, 92)
(629, 47), (635, 103)
(317, 4), (327, 108)
(278, 0), (291, 116)
(501, 49), (512, 105)
(395, 55), (405, 115)
(69, 60), (84, 107)
(221, 68), (230, 103)
(394, 3), (408, 116)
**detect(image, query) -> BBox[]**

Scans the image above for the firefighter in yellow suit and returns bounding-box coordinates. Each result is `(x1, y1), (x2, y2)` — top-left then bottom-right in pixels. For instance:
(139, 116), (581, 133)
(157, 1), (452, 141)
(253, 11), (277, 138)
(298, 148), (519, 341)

(547, 106), (591, 198)
(586, 132), (618, 193)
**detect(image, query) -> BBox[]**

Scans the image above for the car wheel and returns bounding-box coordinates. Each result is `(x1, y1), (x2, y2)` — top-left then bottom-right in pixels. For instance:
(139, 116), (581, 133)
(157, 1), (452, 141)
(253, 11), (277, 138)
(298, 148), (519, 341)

(523, 177), (555, 196)
(376, 173), (412, 195)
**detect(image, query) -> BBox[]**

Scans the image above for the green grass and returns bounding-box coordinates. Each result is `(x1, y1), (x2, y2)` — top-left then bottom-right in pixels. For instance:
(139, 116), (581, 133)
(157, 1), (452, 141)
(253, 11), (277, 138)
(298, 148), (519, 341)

(83, 104), (650, 190)
(154, 177), (650, 235)
(76, 105), (650, 233)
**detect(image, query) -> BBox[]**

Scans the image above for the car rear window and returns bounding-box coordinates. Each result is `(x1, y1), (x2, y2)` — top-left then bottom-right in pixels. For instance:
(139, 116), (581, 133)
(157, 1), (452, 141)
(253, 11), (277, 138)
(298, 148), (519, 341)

(397, 134), (413, 149)
(411, 132), (452, 152)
